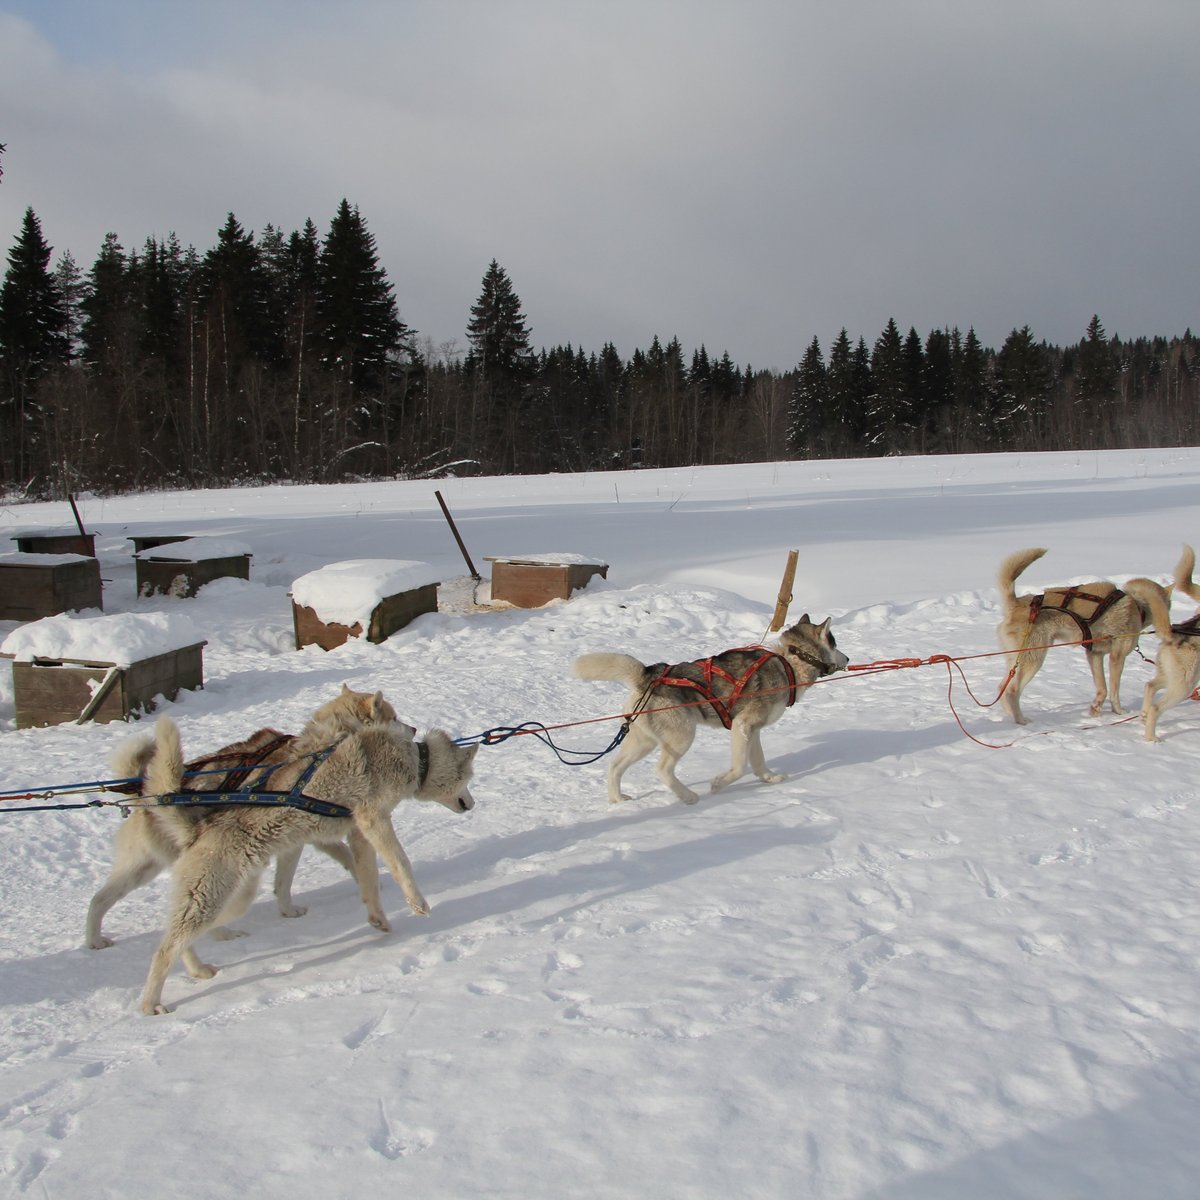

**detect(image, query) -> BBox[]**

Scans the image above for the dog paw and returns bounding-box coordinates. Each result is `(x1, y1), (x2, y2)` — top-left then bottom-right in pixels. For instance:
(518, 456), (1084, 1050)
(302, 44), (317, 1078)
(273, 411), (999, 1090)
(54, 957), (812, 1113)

(143, 1000), (174, 1016)
(611, 793), (632, 804)
(87, 935), (114, 950)
(761, 771), (787, 785)
(408, 898), (432, 917)
(210, 927), (247, 942)
(188, 962), (217, 980)
(680, 793), (700, 805)
(369, 912), (392, 932)
(278, 905), (308, 919)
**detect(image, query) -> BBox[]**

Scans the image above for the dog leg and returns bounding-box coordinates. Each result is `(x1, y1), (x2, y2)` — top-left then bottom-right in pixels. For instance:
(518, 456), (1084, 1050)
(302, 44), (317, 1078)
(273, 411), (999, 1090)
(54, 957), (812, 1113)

(655, 727), (699, 804)
(710, 720), (752, 792)
(352, 811), (430, 917)
(746, 726), (786, 785)
(272, 846), (307, 918)
(85, 855), (164, 949)
(999, 649), (1037, 725)
(208, 873), (262, 941)
(1086, 647), (1109, 716)
(606, 722), (658, 804)
(1106, 643), (1133, 715)
(347, 826), (390, 931)
(1142, 673), (1192, 742)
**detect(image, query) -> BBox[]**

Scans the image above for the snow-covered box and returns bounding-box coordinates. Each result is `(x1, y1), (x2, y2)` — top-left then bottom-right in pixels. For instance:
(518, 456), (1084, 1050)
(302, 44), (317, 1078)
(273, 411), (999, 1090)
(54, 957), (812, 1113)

(290, 559), (440, 650)
(1, 611), (206, 728)
(134, 536), (252, 598)
(10, 529), (96, 557)
(484, 553), (608, 608)
(0, 552), (103, 622)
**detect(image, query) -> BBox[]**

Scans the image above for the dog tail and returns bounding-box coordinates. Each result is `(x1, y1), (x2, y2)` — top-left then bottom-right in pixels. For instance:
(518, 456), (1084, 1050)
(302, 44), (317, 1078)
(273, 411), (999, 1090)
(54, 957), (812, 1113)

(1173, 543), (1199, 604)
(997, 547), (1047, 608)
(110, 729), (156, 784)
(143, 716), (185, 799)
(572, 652), (654, 690)
(1124, 577), (1174, 644)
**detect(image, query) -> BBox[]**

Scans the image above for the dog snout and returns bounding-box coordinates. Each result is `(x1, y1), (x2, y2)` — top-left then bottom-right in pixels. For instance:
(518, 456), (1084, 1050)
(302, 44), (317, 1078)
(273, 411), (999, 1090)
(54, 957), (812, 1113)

(456, 789), (475, 812)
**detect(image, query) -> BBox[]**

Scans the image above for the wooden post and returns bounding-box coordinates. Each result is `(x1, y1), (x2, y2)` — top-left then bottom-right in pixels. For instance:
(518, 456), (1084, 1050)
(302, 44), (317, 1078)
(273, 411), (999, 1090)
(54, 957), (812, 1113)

(769, 549), (799, 631)
(68, 494), (88, 537)
(434, 490), (480, 581)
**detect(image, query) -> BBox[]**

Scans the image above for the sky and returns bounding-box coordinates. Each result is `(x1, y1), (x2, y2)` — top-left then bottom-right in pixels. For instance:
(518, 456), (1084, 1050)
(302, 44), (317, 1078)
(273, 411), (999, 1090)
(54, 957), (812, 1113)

(1, 0), (1197, 371)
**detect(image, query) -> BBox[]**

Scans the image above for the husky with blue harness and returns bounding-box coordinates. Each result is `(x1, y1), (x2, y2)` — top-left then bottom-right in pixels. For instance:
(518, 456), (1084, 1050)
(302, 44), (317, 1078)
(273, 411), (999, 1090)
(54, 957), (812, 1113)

(572, 615), (848, 806)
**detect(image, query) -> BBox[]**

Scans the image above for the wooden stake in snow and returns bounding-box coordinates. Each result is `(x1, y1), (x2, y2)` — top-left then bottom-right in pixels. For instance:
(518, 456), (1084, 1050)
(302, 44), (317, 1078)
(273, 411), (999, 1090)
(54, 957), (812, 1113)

(68, 494), (88, 537)
(434, 490), (481, 582)
(769, 549), (799, 631)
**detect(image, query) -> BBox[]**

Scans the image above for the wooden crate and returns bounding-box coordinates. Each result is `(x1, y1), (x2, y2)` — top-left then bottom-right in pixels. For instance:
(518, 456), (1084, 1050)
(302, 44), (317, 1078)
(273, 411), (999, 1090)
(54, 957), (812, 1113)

(12, 532), (96, 557)
(292, 583), (439, 650)
(128, 534), (190, 553)
(9, 642), (206, 729)
(0, 557), (103, 622)
(486, 558), (608, 608)
(136, 553), (251, 598)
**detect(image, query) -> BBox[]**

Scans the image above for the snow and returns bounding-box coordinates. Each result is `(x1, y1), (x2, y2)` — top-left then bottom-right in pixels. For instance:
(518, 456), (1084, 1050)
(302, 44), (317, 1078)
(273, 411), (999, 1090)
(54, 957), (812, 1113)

(0, 552), (94, 567)
(1, 610), (204, 666)
(487, 551), (609, 565)
(2, 448), (1200, 1198)
(134, 535), (253, 562)
(290, 558), (441, 627)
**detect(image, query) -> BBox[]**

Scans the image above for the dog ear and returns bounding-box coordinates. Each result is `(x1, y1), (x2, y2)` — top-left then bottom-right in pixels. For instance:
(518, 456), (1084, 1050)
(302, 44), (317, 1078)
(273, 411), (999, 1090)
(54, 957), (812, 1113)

(340, 682), (352, 696)
(798, 612), (810, 625)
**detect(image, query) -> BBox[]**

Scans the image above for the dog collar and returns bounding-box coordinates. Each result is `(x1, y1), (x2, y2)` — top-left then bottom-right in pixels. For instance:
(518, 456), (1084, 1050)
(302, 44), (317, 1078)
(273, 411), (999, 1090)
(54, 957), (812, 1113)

(417, 741), (430, 786)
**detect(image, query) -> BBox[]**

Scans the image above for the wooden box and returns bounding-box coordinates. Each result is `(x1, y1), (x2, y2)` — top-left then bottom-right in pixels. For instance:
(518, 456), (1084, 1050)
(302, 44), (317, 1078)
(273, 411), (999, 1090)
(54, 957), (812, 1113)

(12, 532), (96, 557)
(9, 642), (206, 728)
(128, 534), (190, 553)
(292, 583), (439, 651)
(0, 556), (103, 622)
(486, 557), (608, 608)
(136, 553), (251, 598)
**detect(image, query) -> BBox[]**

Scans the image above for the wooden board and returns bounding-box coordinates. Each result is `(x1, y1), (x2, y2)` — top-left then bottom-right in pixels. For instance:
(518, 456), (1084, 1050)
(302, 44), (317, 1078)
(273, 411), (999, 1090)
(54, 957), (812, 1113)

(136, 553), (251, 598)
(12, 532), (96, 557)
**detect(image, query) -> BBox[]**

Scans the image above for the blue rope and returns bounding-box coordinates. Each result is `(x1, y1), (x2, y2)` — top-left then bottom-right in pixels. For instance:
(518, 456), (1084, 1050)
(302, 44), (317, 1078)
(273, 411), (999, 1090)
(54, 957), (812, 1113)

(456, 721), (628, 766)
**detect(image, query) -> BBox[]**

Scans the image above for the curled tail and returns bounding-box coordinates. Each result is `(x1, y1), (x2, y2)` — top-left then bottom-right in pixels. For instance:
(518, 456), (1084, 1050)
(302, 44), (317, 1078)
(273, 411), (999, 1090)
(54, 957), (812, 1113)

(110, 729), (156, 783)
(1124, 578), (1174, 643)
(997, 547), (1047, 609)
(144, 716), (185, 799)
(1173, 543), (1199, 603)
(572, 652), (654, 690)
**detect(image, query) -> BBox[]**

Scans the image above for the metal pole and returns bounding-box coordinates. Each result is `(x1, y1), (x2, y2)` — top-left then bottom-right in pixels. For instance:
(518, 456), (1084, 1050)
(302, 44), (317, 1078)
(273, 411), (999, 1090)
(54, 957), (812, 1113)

(434, 490), (481, 581)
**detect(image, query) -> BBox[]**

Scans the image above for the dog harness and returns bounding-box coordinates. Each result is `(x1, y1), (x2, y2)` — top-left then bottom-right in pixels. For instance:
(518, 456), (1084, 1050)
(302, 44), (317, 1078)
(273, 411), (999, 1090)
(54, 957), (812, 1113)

(650, 648), (798, 730)
(1171, 613), (1200, 638)
(1029, 584), (1140, 645)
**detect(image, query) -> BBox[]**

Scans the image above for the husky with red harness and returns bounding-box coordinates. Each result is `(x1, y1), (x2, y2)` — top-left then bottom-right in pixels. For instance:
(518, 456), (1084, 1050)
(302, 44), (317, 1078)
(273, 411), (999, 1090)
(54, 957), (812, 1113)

(996, 547), (1171, 725)
(572, 615), (849, 806)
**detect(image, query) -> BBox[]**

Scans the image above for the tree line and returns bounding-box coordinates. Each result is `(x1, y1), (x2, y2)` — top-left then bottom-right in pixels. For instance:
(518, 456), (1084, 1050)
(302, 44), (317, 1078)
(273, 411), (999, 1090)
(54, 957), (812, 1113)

(1, 201), (1196, 498)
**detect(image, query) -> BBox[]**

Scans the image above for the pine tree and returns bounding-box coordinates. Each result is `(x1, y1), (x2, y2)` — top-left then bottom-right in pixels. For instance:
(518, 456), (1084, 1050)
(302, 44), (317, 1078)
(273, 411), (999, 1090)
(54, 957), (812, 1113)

(788, 335), (828, 456)
(0, 207), (68, 486)
(865, 318), (908, 452)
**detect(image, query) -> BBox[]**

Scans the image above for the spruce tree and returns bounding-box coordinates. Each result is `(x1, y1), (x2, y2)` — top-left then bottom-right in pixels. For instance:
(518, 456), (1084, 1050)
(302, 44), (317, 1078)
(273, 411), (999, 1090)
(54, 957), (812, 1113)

(0, 207), (68, 486)
(789, 335), (828, 456)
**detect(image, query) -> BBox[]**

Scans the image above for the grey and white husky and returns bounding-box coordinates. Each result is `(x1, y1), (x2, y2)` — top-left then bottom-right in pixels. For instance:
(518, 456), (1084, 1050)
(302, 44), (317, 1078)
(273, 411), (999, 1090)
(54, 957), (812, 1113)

(132, 709), (477, 1014)
(573, 615), (848, 805)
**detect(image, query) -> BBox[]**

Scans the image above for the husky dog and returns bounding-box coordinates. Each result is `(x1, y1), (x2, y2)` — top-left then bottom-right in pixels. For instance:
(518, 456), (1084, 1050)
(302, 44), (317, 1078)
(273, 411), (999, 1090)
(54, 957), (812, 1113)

(996, 548), (1168, 725)
(1124, 545), (1200, 742)
(136, 711), (477, 1014)
(85, 685), (402, 950)
(573, 615), (848, 805)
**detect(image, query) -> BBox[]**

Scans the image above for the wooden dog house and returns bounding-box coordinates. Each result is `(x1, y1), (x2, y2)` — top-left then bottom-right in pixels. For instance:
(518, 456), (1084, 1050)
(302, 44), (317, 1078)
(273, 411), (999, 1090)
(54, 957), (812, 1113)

(485, 554), (609, 608)
(135, 537), (252, 598)
(0, 554), (103, 622)
(290, 559), (440, 650)
(11, 531), (96, 557)
(2, 611), (207, 728)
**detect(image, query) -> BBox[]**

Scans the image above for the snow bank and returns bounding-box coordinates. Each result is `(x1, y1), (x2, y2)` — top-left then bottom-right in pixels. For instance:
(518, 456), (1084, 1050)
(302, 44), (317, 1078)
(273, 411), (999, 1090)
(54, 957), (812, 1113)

(134, 536), (253, 562)
(0, 610), (203, 665)
(289, 558), (440, 627)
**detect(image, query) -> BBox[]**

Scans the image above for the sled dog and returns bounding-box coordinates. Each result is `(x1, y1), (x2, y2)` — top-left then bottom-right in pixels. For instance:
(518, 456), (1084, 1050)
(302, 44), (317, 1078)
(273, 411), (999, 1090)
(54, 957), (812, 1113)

(85, 685), (403, 950)
(1124, 545), (1200, 742)
(996, 548), (1168, 725)
(572, 615), (848, 805)
(135, 710), (477, 1014)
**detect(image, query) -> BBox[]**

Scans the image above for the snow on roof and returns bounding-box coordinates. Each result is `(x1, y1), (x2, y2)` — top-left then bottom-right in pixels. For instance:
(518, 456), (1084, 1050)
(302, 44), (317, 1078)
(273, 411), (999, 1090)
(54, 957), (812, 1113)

(1, 610), (203, 665)
(134, 536), (253, 562)
(0, 552), (95, 567)
(290, 559), (440, 627)
(487, 552), (608, 565)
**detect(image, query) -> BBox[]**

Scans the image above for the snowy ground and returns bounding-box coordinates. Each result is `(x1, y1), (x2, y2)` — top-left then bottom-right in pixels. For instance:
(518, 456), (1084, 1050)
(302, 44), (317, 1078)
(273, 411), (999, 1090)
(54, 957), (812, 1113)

(2, 448), (1199, 1199)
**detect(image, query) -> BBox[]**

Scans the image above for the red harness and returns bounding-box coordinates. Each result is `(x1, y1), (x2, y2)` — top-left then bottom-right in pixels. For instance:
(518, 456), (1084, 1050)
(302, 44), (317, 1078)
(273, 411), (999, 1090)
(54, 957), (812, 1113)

(653, 648), (797, 730)
(1029, 586), (1130, 644)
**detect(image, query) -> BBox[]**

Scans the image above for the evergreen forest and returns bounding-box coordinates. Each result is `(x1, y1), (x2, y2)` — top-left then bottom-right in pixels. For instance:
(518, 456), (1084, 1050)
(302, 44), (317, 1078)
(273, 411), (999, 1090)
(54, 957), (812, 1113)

(1, 201), (1197, 499)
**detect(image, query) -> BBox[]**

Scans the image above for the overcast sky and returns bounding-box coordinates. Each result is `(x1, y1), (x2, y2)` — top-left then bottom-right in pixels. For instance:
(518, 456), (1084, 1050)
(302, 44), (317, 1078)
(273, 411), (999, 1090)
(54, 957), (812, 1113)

(2, 1), (1196, 371)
